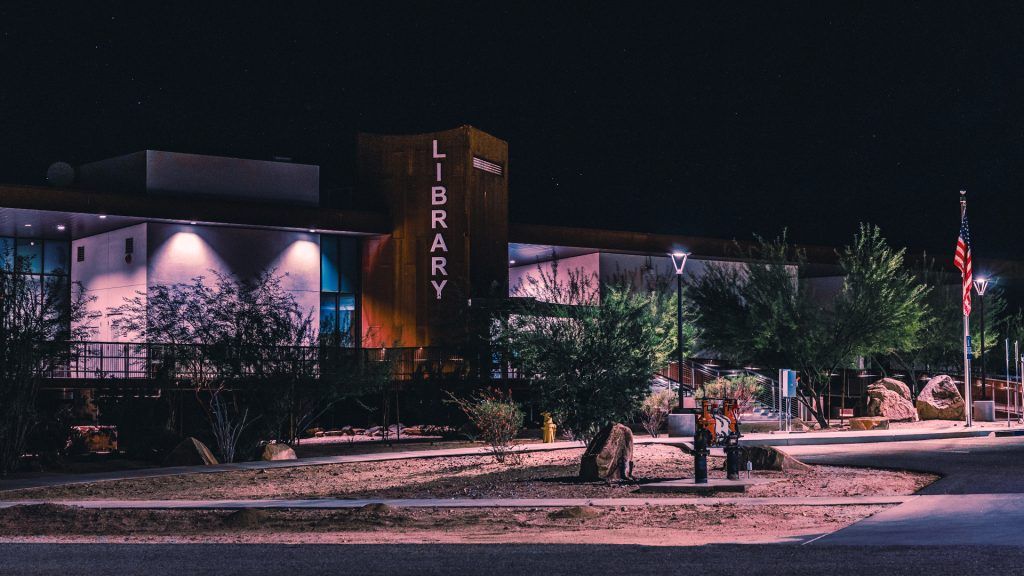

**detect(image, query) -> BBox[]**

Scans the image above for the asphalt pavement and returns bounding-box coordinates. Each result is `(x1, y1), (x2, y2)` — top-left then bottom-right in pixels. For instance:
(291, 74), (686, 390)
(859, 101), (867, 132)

(2, 543), (1022, 576)
(783, 435), (1024, 545)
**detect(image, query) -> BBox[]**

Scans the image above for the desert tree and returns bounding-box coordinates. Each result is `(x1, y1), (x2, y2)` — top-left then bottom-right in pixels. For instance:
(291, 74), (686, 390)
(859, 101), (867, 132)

(497, 260), (684, 443)
(888, 253), (1006, 390)
(114, 270), (393, 454)
(688, 224), (929, 428)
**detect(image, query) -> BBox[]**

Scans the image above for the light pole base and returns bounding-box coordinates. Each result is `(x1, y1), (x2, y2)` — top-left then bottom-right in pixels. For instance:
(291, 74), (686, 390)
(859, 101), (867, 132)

(973, 400), (996, 422)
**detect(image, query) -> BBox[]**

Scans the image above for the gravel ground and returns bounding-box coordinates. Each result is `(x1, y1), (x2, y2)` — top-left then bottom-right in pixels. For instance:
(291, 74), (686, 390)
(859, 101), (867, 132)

(8, 444), (936, 501)
(0, 501), (888, 545)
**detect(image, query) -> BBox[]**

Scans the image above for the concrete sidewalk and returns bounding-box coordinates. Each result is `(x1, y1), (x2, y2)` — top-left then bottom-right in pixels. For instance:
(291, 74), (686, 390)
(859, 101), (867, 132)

(0, 495), (915, 509)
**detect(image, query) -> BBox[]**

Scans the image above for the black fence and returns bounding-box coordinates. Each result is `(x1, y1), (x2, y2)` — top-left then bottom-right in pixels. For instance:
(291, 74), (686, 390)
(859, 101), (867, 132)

(40, 341), (521, 387)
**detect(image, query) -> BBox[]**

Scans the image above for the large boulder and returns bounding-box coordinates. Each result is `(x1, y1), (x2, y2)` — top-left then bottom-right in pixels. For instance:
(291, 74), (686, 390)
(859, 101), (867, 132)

(865, 378), (918, 422)
(738, 445), (811, 472)
(162, 437), (219, 466)
(579, 423), (634, 481)
(872, 378), (912, 401)
(917, 375), (965, 420)
(260, 442), (297, 461)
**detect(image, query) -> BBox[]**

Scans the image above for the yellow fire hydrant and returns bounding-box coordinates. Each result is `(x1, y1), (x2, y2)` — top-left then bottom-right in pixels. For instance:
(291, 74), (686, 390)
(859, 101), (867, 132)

(541, 412), (557, 443)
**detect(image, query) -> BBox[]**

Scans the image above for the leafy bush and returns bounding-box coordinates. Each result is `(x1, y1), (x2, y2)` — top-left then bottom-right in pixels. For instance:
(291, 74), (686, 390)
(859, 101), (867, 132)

(697, 375), (764, 415)
(447, 389), (524, 464)
(497, 262), (684, 444)
(639, 389), (676, 437)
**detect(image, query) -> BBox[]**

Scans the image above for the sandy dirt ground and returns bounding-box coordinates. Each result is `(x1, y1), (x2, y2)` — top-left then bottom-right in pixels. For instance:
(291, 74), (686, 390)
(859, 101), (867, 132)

(8, 444), (936, 501)
(0, 502), (889, 545)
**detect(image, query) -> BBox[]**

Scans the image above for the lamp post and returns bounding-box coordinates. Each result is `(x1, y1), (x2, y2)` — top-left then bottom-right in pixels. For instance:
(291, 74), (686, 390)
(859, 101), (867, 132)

(974, 277), (991, 400)
(670, 251), (690, 409)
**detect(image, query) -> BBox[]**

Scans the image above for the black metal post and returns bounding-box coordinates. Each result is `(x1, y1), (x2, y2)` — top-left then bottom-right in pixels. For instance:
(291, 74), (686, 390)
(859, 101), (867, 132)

(693, 431), (708, 484)
(725, 435), (740, 480)
(980, 291), (986, 400)
(676, 273), (684, 406)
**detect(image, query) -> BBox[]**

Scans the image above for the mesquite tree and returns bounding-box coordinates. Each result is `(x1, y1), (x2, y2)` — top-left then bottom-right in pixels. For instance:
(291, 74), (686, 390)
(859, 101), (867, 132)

(688, 225), (929, 428)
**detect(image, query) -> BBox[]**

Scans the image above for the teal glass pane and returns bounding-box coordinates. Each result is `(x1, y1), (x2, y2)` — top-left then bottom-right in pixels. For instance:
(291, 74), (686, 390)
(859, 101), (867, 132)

(319, 293), (338, 336)
(320, 236), (339, 293)
(44, 240), (70, 275)
(338, 294), (355, 347)
(16, 239), (42, 274)
(339, 237), (358, 293)
(0, 238), (12, 269)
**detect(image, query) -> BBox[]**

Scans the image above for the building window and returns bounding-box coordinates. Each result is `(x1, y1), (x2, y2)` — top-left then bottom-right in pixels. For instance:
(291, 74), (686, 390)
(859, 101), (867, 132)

(320, 235), (359, 347)
(1, 237), (72, 327)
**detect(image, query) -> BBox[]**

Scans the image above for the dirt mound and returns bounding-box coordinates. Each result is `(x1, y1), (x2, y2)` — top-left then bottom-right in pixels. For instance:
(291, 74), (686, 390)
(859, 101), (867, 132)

(548, 506), (603, 520)
(358, 503), (394, 515)
(223, 509), (269, 529)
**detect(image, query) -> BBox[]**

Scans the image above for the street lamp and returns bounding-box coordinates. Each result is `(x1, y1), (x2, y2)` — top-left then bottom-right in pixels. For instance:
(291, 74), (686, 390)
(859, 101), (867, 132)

(974, 277), (991, 400)
(669, 251), (690, 409)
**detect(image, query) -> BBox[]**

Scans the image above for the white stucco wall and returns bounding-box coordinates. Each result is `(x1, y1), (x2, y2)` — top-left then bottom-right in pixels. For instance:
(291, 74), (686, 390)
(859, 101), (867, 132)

(146, 223), (321, 329)
(71, 223), (148, 341)
(73, 223), (322, 340)
(509, 253), (601, 303)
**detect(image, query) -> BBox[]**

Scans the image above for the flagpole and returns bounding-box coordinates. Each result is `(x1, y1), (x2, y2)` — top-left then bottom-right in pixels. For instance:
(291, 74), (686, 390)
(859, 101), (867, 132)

(962, 191), (973, 427)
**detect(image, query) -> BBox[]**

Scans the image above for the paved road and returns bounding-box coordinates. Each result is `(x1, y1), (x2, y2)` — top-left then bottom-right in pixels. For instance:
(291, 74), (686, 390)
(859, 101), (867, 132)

(783, 435), (1024, 545)
(1, 543), (1022, 576)
(785, 435), (1024, 494)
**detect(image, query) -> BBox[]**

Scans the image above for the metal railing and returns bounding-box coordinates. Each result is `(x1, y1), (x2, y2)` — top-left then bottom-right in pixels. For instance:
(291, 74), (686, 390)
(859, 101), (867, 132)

(40, 341), (512, 386)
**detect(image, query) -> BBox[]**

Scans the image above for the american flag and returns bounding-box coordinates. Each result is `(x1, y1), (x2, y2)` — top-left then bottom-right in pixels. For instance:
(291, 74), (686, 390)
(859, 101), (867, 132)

(954, 206), (972, 316)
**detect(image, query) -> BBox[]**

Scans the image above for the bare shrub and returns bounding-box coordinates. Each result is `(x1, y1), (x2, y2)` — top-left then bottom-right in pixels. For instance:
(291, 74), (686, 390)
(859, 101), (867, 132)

(447, 389), (524, 464)
(639, 389), (676, 437)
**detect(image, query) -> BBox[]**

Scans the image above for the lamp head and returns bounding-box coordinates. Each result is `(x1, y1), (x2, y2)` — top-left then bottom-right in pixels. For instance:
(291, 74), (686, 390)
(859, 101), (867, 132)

(974, 277), (991, 296)
(669, 251), (690, 275)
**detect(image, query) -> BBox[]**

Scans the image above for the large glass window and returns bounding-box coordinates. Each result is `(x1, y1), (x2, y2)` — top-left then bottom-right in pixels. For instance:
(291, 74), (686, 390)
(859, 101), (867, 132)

(1, 237), (72, 331)
(320, 235), (359, 347)
(44, 240), (70, 275)
(16, 239), (42, 274)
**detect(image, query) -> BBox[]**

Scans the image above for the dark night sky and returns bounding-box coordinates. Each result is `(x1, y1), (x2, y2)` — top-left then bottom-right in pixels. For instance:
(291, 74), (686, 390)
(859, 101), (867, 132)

(2, 3), (1024, 263)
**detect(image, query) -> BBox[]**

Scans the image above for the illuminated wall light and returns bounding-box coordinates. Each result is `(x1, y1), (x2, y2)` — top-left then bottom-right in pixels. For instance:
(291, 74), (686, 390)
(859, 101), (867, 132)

(56, 224), (66, 231)
(308, 229), (317, 233)
(189, 221), (197, 225)
(23, 223), (31, 227)
(99, 215), (107, 219)
(509, 259), (516, 265)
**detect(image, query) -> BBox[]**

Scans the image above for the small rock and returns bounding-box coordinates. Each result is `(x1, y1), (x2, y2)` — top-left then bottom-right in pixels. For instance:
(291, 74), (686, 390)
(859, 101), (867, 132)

(260, 443), (297, 462)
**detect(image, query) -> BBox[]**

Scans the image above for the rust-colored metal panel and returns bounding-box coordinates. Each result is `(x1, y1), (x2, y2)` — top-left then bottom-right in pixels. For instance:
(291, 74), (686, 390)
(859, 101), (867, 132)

(357, 126), (508, 348)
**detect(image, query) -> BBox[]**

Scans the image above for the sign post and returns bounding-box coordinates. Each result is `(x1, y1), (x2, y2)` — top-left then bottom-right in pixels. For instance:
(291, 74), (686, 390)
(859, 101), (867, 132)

(778, 369), (797, 432)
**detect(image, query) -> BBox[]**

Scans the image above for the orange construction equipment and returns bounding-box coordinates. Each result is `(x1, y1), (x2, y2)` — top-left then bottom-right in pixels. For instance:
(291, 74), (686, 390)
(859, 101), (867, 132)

(695, 398), (740, 447)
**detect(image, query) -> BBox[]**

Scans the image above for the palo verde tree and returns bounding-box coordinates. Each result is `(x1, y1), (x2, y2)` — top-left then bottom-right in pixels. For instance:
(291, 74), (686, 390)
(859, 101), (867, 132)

(497, 261), (684, 443)
(0, 243), (96, 473)
(688, 224), (929, 428)
(888, 253), (1006, 386)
